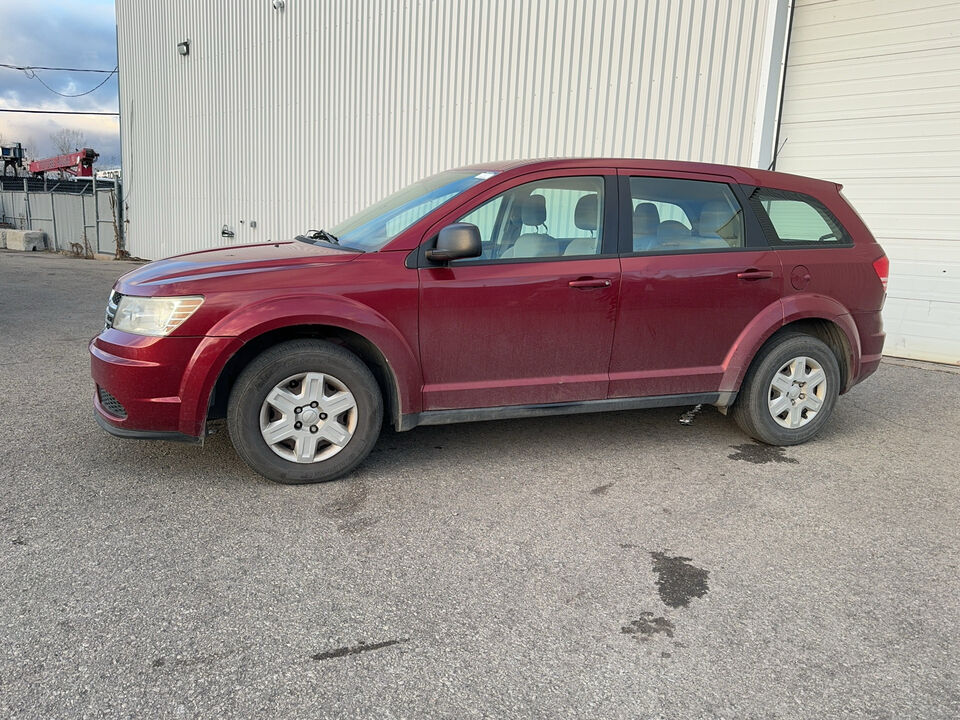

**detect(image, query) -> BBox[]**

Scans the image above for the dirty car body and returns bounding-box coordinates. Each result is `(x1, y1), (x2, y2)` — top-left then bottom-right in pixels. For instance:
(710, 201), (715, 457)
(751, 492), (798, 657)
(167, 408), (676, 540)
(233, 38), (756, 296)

(90, 158), (888, 483)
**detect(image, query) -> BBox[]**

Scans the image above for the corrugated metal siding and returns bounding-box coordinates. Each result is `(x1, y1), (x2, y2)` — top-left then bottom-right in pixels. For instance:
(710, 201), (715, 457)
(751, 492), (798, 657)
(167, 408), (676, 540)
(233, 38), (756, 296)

(776, 0), (960, 364)
(116, 0), (784, 259)
(0, 191), (25, 228)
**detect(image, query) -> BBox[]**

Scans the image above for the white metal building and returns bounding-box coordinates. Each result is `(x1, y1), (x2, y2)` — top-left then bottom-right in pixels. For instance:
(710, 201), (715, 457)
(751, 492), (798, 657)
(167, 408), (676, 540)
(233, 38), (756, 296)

(115, 0), (960, 364)
(774, 0), (960, 365)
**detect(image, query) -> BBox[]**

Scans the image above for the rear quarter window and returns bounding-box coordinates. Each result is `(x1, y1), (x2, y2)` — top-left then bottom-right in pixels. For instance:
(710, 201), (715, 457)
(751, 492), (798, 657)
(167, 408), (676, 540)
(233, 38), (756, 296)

(749, 188), (852, 248)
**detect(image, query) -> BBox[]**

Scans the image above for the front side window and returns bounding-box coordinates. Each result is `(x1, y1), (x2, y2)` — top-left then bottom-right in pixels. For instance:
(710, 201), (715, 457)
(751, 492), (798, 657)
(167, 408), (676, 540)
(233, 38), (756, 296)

(628, 176), (745, 253)
(455, 176), (605, 261)
(749, 188), (851, 247)
(329, 170), (495, 251)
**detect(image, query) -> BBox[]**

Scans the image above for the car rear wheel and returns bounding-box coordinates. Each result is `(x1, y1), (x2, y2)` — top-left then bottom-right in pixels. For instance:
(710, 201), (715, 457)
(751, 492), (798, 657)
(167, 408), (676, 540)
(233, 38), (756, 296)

(227, 339), (383, 484)
(731, 332), (841, 446)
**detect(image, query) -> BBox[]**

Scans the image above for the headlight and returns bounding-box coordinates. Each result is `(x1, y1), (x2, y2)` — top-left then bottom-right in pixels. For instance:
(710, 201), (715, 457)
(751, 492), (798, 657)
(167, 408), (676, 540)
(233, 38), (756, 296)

(112, 295), (204, 336)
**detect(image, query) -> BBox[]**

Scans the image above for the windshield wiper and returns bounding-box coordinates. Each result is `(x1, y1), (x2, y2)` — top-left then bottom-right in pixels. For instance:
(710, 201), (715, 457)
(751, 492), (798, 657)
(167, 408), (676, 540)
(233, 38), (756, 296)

(304, 228), (339, 244)
(295, 229), (363, 252)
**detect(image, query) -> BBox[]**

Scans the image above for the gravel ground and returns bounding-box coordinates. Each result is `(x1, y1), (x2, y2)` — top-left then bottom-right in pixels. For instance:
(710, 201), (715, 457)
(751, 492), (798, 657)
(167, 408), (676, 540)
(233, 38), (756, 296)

(1, 250), (958, 719)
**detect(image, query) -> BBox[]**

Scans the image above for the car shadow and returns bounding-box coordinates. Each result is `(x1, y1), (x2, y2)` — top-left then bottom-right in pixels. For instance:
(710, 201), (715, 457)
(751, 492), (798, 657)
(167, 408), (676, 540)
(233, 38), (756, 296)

(362, 405), (739, 472)
(89, 403), (775, 487)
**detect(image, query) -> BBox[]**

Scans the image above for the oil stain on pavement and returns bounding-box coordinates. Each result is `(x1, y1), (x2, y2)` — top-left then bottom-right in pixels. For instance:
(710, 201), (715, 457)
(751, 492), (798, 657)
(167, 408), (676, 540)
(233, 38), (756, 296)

(650, 551), (709, 608)
(622, 552), (710, 650)
(321, 481), (368, 519)
(590, 481), (616, 495)
(312, 639), (407, 661)
(621, 612), (675, 641)
(727, 443), (799, 464)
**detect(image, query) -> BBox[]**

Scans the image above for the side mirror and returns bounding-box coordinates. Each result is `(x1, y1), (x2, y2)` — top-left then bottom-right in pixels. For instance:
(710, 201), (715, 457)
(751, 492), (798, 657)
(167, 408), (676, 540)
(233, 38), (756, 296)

(426, 223), (482, 264)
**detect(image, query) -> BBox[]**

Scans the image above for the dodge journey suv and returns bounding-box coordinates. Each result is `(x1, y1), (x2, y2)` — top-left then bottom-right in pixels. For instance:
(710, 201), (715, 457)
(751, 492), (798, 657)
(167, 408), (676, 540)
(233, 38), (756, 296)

(91, 158), (887, 483)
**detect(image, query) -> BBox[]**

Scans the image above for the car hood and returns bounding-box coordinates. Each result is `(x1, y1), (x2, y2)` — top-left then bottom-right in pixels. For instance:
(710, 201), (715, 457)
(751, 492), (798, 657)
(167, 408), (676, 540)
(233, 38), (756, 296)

(116, 241), (362, 292)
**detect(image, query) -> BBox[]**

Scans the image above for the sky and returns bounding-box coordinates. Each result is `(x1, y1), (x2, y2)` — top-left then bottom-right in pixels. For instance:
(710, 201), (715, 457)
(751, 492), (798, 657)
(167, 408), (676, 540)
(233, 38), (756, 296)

(0, 0), (120, 167)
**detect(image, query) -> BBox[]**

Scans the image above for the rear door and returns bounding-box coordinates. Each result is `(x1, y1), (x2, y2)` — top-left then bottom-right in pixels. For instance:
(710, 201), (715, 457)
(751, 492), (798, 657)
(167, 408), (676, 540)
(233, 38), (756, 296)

(417, 172), (621, 410)
(610, 170), (783, 398)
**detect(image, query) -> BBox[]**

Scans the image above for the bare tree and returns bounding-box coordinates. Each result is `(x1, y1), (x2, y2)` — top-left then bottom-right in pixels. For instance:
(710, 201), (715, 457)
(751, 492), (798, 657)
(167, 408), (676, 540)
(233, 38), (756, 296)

(19, 137), (37, 161)
(50, 128), (87, 156)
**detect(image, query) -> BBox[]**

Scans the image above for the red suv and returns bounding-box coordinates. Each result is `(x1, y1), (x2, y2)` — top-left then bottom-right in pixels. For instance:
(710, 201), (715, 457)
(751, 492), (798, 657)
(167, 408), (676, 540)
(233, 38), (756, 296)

(90, 159), (887, 484)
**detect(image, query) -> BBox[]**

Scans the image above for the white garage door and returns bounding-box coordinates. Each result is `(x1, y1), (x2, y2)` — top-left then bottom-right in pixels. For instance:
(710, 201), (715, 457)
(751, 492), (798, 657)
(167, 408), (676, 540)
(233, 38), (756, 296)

(776, 0), (960, 365)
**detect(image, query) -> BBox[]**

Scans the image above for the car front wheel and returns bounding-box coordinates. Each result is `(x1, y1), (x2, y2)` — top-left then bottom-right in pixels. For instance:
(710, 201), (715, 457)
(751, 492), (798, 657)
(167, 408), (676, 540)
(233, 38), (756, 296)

(227, 339), (383, 484)
(732, 332), (841, 446)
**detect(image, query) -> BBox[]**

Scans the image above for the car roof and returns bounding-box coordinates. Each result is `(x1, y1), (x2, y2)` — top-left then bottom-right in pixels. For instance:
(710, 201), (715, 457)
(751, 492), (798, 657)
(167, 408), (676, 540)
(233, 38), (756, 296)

(459, 158), (841, 195)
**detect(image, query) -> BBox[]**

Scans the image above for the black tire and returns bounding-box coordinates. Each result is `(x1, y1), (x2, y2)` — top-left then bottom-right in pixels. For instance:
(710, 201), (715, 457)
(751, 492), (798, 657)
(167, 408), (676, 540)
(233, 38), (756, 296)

(227, 339), (383, 484)
(731, 332), (841, 446)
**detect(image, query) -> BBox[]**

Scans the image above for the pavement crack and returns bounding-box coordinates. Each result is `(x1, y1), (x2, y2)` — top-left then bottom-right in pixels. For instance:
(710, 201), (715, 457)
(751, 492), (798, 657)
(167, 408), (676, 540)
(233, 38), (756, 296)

(846, 399), (923, 431)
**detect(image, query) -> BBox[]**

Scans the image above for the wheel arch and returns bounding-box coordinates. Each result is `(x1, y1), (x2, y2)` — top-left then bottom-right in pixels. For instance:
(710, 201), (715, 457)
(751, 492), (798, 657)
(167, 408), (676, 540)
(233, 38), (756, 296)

(721, 296), (862, 396)
(176, 292), (422, 437)
(776, 318), (854, 391)
(205, 324), (405, 430)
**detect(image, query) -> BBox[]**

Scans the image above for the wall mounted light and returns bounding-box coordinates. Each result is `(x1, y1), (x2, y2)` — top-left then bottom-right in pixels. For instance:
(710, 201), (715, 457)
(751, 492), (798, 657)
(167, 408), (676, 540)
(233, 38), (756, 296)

(272, 0), (286, 10)
(177, 39), (190, 56)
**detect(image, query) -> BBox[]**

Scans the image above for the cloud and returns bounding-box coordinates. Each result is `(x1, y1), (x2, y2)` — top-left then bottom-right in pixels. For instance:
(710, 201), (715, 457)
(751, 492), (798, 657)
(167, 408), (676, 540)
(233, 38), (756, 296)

(1, 114), (120, 167)
(0, 0), (119, 163)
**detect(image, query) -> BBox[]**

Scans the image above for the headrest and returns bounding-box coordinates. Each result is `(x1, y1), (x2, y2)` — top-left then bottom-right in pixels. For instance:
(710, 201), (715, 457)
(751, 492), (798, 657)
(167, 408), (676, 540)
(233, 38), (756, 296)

(574, 194), (599, 231)
(699, 200), (734, 237)
(521, 194), (547, 226)
(658, 220), (691, 241)
(633, 203), (660, 235)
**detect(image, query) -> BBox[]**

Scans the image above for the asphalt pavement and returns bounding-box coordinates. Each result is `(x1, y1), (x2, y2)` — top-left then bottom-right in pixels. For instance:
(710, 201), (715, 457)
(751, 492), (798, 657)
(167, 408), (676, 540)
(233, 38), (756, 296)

(1, 250), (958, 719)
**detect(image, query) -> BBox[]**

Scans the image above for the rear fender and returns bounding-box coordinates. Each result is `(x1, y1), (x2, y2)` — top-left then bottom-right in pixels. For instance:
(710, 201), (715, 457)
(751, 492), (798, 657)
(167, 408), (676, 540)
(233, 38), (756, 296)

(782, 294), (861, 391)
(719, 294), (860, 394)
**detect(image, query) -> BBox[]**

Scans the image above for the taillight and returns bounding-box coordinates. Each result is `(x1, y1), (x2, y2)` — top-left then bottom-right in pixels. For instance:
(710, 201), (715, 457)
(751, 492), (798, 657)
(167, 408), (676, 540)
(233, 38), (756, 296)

(873, 254), (889, 291)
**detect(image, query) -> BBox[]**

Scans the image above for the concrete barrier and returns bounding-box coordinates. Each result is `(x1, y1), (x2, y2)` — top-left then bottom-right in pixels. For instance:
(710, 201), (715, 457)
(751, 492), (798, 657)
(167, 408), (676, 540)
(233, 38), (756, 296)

(1, 229), (47, 251)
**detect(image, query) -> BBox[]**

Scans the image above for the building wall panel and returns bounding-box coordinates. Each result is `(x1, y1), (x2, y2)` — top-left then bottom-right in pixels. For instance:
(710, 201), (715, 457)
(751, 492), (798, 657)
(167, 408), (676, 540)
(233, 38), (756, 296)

(777, 0), (960, 364)
(116, 0), (785, 259)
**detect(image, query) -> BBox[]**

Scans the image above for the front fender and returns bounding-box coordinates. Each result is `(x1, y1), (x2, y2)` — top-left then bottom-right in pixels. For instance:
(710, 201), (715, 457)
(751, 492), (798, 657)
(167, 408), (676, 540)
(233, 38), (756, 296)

(719, 294), (860, 394)
(177, 293), (421, 436)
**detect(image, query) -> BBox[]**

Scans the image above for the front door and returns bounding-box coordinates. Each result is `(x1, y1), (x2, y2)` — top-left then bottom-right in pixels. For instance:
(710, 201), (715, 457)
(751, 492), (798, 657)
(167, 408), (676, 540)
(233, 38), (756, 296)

(418, 173), (621, 410)
(609, 171), (783, 398)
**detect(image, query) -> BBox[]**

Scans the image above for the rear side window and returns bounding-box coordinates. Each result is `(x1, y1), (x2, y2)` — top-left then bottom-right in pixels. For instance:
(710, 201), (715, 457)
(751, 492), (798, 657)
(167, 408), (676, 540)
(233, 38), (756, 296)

(627, 176), (745, 253)
(749, 188), (852, 247)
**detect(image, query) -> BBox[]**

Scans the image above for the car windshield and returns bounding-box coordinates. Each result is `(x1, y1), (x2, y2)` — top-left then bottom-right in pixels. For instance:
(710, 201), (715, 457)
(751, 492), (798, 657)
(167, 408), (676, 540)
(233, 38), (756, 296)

(328, 170), (495, 251)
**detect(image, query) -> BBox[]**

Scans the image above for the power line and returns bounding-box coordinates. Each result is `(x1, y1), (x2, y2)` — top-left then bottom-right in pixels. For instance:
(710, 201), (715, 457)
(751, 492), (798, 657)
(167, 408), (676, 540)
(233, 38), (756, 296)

(0, 108), (119, 116)
(4, 64), (119, 98)
(29, 66), (118, 98)
(0, 63), (117, 74)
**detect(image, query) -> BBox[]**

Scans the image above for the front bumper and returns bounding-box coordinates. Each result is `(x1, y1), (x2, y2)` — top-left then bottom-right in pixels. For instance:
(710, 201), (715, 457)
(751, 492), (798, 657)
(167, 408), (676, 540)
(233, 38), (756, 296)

(93, 409), (201, 443)
(90, 329), (240, 438)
